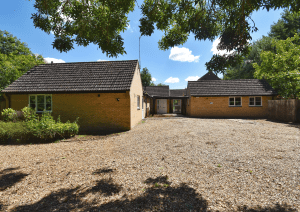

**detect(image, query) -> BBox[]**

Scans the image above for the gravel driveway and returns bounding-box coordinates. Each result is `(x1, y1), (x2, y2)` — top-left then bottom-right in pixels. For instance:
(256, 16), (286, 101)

(0, 117), (299, 211)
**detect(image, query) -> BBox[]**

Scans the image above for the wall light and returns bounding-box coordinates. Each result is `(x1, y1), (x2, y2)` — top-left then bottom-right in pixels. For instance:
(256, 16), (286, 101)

(98, 94), (100, 97)
(116, 98), (120, 101)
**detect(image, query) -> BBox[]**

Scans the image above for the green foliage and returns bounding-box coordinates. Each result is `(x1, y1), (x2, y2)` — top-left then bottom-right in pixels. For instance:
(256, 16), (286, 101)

(31, 0), (135, 57)
(141, 67), (153, 87)
(253, 34), (300, 98)
(30, 1), (299, 71)
(0, 30), (45, 92)
(269, 10), (300, 40)
(21, 106), (38, 122)
(155, 83), (167, 86)
(0, 122), (28, 143)
(0, 107), (79, 143)
(224, 10), (300, 80)
(224, 36), (274, 79)
(1, 108), (18, 122)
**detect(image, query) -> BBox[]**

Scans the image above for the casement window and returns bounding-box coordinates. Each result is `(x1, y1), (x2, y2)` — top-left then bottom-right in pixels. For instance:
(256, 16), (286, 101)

(249, 96), (262, 106)
(29, 95), (52, 112)
(229, 97), (242, 106)
(137, 95), (140, 109)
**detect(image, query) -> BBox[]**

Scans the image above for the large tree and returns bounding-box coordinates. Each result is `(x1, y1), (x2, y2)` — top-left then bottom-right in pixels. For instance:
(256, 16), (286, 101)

(31, 0), (299, 72)
(141, 67), (155, 86)
(253, 33), (300, 98)
(0, 30), (45, 91)
(224, 9), (300, 80)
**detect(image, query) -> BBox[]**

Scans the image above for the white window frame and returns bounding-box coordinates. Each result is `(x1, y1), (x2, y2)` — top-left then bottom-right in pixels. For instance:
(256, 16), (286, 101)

(137, 95), (140, 110)
(249, 96), (262, 107)
(28, 94), (52, 113)
(229, 97), (242, 107)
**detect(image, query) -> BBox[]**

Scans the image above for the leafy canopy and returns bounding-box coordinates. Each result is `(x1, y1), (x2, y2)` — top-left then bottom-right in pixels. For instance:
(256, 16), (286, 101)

(141, 67), (155, 86)
(0, 30), (45, 91)
(253, 33), (300, 98)
(31, 0), (299, 69)
(224, 10), (300, 80)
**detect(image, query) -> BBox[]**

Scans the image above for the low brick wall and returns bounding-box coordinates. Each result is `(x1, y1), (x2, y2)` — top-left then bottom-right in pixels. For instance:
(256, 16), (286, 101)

(268, 99), (300, 123)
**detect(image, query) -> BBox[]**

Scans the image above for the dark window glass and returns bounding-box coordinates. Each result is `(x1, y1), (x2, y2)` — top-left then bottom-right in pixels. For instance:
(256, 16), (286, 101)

(249, 97), (255, 106)
(235, 97), (241, 106)
(255, 97), (262, 106)
(29, 96), (36, 109)
(229, 98), (235, 105)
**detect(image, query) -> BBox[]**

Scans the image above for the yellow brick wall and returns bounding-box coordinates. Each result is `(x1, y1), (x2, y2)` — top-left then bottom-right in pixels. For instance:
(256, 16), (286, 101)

(7, 93), (131, 133)
(52, 92), (131, 133)
(188, 96), (272, 118)
(130, 65), (143, 128)
(143, 97), (150, 117)
(10, 94), (28, 111)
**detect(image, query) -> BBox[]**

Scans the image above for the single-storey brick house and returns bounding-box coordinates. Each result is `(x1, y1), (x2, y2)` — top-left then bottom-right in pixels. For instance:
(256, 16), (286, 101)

(144, 72), (277, 118)
(186, 74), (277, 118)
(2, 60), (144, 133)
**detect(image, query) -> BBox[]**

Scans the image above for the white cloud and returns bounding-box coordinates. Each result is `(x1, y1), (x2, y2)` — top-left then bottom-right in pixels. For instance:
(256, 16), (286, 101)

(44, 57), (66, 63)
(185, 76), (199, 81)
(211, 37), (235, 56)
(169, 47), (200, 62)
(165, 77), (179, 83)
(152, 77), (156, 82)
(97, 59), (108, 61)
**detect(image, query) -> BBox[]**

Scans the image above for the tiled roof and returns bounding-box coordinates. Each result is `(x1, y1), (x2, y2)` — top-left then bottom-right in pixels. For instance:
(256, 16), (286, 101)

(198, 72), (221, 80)
(2, 60), (138, 93)
(170, 89), (187, 97)
(143, 86), (170, 97)
(188, 79), (277, 96)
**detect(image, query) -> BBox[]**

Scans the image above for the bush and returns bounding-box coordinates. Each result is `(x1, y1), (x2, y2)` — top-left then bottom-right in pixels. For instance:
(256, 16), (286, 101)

(0, 122), (29, 143)
(21, 107), (37, 122)
(2, 108), (18, 122)
(0, 108), (79, 144)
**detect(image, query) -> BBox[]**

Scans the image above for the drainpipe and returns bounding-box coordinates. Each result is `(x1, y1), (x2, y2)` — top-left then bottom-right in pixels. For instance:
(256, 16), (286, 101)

(3, 93), (10, 108)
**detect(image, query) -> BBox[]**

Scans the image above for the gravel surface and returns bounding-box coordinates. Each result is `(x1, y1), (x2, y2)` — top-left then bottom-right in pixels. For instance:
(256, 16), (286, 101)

(0, 118), (299, 211)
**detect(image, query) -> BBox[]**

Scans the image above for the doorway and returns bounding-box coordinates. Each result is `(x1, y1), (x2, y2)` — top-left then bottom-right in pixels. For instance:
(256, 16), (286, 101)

(173, 99), (181, 113)
(157, 99), (167, 114)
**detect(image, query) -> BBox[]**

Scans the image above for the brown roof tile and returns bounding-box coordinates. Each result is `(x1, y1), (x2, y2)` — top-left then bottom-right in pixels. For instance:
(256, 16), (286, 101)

(188, 79), (277, 96)
(2, 60), (138, 93)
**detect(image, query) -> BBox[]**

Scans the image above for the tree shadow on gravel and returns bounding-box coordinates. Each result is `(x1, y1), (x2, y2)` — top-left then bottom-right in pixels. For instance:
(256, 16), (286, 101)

(93, 168), (114, 175)
(237, 203), (297, 212)
(83, 178), (122, 197)
(0, 167), (28, 191)
(11, 175), (297, 212)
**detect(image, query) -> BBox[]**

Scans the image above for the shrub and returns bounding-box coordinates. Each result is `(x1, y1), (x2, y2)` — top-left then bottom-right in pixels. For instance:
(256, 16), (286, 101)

(2, 108), (18, 122)
(21, 107), (37, 122)
(0, 108), (79, 144)
(0, 121), (29, 143)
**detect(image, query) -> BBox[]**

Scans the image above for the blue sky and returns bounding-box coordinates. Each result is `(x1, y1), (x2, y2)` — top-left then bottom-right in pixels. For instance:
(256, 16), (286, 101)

(1, 0), (284, 89)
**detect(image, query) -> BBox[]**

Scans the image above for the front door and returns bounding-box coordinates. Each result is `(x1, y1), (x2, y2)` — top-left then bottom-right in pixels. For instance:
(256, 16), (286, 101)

(157, 99), (167, 114)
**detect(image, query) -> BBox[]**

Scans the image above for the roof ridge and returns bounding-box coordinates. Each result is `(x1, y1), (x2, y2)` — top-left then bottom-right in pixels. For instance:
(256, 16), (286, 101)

(42, 60), (138, 65)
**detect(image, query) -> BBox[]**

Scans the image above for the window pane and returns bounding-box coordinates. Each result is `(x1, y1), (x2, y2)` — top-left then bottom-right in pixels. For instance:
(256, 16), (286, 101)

(46, 104), (51, 111)
(235, 97), (241, 106)
(37, 104), (44, 112)
(255, 97), (262, 105)
(249, 98), (255, 105)
(30, 96), (36, 104)
(229, 98), (235, 105)
(37, 95), (44, 104)
(46, 96), (51, 104)
(30, 104), (36, 110)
